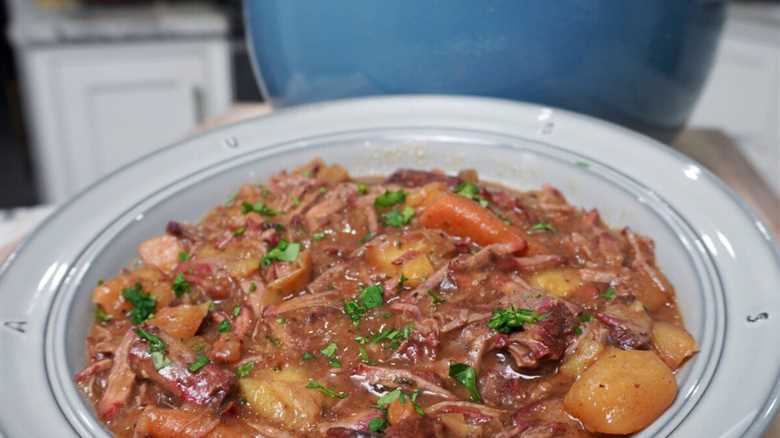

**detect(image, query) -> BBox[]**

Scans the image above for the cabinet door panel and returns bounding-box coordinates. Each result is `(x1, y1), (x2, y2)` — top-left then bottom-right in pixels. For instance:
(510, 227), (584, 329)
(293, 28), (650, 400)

(20, 40), (231, 202)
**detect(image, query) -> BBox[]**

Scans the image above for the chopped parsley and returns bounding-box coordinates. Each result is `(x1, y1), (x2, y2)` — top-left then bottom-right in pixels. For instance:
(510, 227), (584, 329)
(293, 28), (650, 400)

(236, 361), (255, 378)
(306, 379), (347, 399)
(276, 317), (286, 324)
(267, 335), (282, 347)
(122, 283), (156, 324)
(574, 326), (583, 336)
(410, 390), (425, 416)
(312, 232), (326, 241)
(321, 342), (341, 368)
(355, 324), (414, 349)
(319, 187), (328, 194)
(240, 201), (279, 217)
(218, 320), (232, 333)
(188, 354), (209, 373)
(376, 388), (402, 408)
(449, 363), (482, 403)
(360, 232), (376, 244)
(600, 287), (617, 300)
(302, 351), (315, 361)
(368, 417), (387, 433)
(356, 183), (369, 195)
(375, 388), (424, 417)
(261, 240), (301, 267)
(578, 312), (593, 323)
(343, 284), (384, 325)
(427, 289), (446, 305)
(321, 342), (338, 357)
(374, 190), (406, 208)
(488, 307), (546, 333)
(134, 328), (168, 370)
(358, 346), (374, 364)
(95, 307), (112, 324)
(383, 206), (415, 227)
(178, 251), (189, 262)
(249, 282), (257, 292)
(291, 196), (301, 207)
(232, 305), (242, 317)
(343, 299), (366, 326)
(172, 272), (191, 298)
(360, 284), (384, 309)
(529, 222), (557, 233)
(232, 226), (246, 237)
(455, 181), (480, 199)
(454, 182), (489, 207)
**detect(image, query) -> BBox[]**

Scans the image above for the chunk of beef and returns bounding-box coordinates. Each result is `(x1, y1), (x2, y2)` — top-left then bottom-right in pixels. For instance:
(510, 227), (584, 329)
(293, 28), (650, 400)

(506, 302), (578, 368)
(97, 330), (137, 420)
(352, 364), (455, 399)
(596, 299), (653, 350)
(384, 415), (443, 438)
(128, 326), (234, 408)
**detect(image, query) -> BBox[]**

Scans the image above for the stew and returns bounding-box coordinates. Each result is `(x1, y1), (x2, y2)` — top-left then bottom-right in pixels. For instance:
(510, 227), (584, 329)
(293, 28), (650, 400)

(77, 160), (698, 437)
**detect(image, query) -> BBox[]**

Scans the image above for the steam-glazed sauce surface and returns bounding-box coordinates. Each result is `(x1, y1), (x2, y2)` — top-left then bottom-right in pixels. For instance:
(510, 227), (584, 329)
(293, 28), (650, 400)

(78, 160), (698, 437)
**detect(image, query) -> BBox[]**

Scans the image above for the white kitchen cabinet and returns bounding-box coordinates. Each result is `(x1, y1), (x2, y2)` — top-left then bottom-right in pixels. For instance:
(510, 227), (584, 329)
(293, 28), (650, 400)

(17, 39), (232, 202)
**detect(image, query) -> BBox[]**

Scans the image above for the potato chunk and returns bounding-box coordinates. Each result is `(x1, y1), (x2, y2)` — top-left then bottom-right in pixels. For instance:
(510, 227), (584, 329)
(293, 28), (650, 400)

(149, 304), (209, 340)
(652, 322), (698, 369)
(563, 348), (677, 434)
(239, 367), (324, 430)
(529, 268), (582, 297)
(559, 325), (605, 378)
(138, 235), (182, 274)
(366, 237), (434, 287)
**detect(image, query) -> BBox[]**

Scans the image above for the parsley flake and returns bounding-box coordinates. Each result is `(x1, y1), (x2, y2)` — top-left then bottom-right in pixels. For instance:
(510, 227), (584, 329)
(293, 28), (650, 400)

(95, 307), (112, 324)
(360, 232), (376, 244)
(172, 273), (191, 298)
(178, 251), (189, 262)
(600, 287), (617, 300)
(427, 289), (446, 305)
(321, 342), (338, 358)
(487, 307), (545, 334)
(374, 190), (406, 208)
(376, 388), (403, 409)
(306, 379), (347, 399)
(188, 354), (209, 373)
(123, 283), (156, 324)
(240, 201), (279, 217)
(218, 320), (232, 333)
(368, 417), (387, 433)
(261, 240), (301, 267)
(383, 206), (415, 227)
(360, 284), (384, 309)
(529, 222), (557, 233)
(134, 328), (168, 370)
(449, 363), (482, 403)
(236, 361), (255, 378)
(356, 183), (369, 195)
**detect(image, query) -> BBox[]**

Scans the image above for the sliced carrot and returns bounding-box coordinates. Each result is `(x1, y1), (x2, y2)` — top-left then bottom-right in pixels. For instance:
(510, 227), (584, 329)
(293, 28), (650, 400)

(419, 192), (526, 250)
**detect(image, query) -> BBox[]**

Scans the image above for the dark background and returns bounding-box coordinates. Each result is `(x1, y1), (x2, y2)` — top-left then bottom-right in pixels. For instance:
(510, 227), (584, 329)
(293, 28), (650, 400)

(0, 0), (260, 208)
